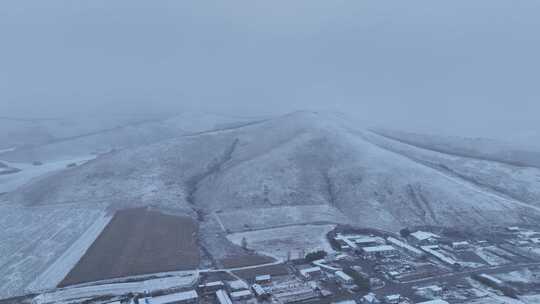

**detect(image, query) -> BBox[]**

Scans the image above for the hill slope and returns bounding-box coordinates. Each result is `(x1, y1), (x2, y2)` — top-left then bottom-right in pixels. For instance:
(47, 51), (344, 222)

(3, 111), (540, 298)
(7, 112), (539, 231)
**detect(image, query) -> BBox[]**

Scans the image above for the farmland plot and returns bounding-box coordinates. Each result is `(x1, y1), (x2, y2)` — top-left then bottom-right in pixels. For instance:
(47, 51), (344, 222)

(59, 208), (199, 287)
(0, 203), (107, 299)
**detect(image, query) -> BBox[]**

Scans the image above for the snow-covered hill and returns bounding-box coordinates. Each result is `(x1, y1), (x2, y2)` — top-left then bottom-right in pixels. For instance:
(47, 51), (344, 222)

(7, 111), (540, 230)
(0, 112), (264, 162)
(372, 129), (540, 168)
(3, 111), (540, 299)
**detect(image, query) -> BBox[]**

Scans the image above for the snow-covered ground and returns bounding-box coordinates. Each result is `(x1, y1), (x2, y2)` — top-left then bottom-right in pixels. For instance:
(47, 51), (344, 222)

(0, 203), (108, 299)
(33, 271), (198, 304)
(3, 111), (540, 298)
(26, 214), (113, 292)
(0, 155), (95, 193)
(217, 205), (350, 232)
(227, 224), (335, 260)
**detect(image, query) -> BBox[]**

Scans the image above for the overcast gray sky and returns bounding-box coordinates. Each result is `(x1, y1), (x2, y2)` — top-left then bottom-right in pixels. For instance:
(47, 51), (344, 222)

(1, 1), (539, 139)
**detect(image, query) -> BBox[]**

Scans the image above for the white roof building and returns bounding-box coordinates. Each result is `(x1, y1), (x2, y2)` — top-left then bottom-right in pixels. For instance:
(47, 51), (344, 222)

(230, 290), (252, 300)
(410, 231), (439, 242)
(362, 245), (396, 253)
(255, 275), (271, 282)
(140, 290), (199, 304)
(227, 280), (249, 291)
(335, 271), (353, 284)
(452, 241), (470, 249)
(384, 294), (401, 303)
(421, 246), (458, 266)
(251, 284), (267, 297)
(351, 236), (379, 245)
(362, 245), (397, 256)
(300, 266), (322, 278)
(361, 292), (379, 303)
(216, 290), (232, 304)
(386, 237), (423, 257)
(199, 281), (224, 288)
(416, 300), (449, 304)
(332, 300), (356, 304)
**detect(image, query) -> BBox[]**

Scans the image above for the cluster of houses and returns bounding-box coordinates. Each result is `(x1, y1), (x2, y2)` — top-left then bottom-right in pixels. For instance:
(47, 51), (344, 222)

(506, 226), (540, 247)
(127, 227), (540, 304)
(132, 275), (274, 304)
(333, 230), (465, 269)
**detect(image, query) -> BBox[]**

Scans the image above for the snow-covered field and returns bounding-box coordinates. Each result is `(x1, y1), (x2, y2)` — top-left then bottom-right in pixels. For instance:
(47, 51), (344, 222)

(0, 155), (95, 193)
(33, 271), (198, 304)
(217, 205), (350, 232)
(26, 214), (113, 292)
(227, 224), (335, 260)
(0, 203), (108, 299)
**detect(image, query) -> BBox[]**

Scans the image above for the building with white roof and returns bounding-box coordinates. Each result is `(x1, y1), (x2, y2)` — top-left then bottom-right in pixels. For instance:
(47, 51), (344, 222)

(215, 290), (232, 304)
(299, 266), (322, 279)
(334, 271), (354, 285)
(452, 241), (470, 250)
(421, 246), (460, 267)
(361, 245), (397, 258)
(230, 290), (253, 301)
(383, 294), (401, 304)
(360, 292), (380, 303)
(255, 275), (271, 284)
(351, 236), (380, 246)
(251, 284), (269, 298)
(386, 237), (423, 257)
(227, 280), (249, 291)
(410, 231), (439, 245)
(140, 290), (198, 304)
(198, 281), (225, 294)
(332, 300), (356, 304)
(416, 300), (449, 304)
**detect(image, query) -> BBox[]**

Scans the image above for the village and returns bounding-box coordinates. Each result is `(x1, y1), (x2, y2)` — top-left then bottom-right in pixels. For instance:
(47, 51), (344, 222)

(49, 224), (540, 304)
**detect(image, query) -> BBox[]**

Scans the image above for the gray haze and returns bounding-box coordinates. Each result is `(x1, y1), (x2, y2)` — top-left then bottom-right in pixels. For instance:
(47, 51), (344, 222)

(1, 0), (539, 140)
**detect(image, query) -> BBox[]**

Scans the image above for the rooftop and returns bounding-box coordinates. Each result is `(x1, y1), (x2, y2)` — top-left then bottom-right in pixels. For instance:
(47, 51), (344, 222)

(411, 231), (439, 241)
(335, 271), (353, 281)
(230, 290), (252, 297)
(416, 300), (449, 304)
(300, 266), (322, 275)
(140, 290), (198, 304)
(362, 245), (396, 253)
(228, 280), (249, 290)
(387, 237), (423, 255)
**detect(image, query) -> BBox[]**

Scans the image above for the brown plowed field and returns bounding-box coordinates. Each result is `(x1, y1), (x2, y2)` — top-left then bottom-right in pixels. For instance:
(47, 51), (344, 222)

(59, 208), (199, 287)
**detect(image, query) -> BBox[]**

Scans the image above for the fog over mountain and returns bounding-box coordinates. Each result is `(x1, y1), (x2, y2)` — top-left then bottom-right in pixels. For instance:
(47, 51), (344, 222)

(2, 1), (540, 303)
(2, 0), (540, 141)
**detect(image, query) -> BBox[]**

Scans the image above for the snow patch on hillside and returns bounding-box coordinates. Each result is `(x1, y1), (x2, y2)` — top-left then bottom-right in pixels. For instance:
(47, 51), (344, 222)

(227, 224), (335, 260)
